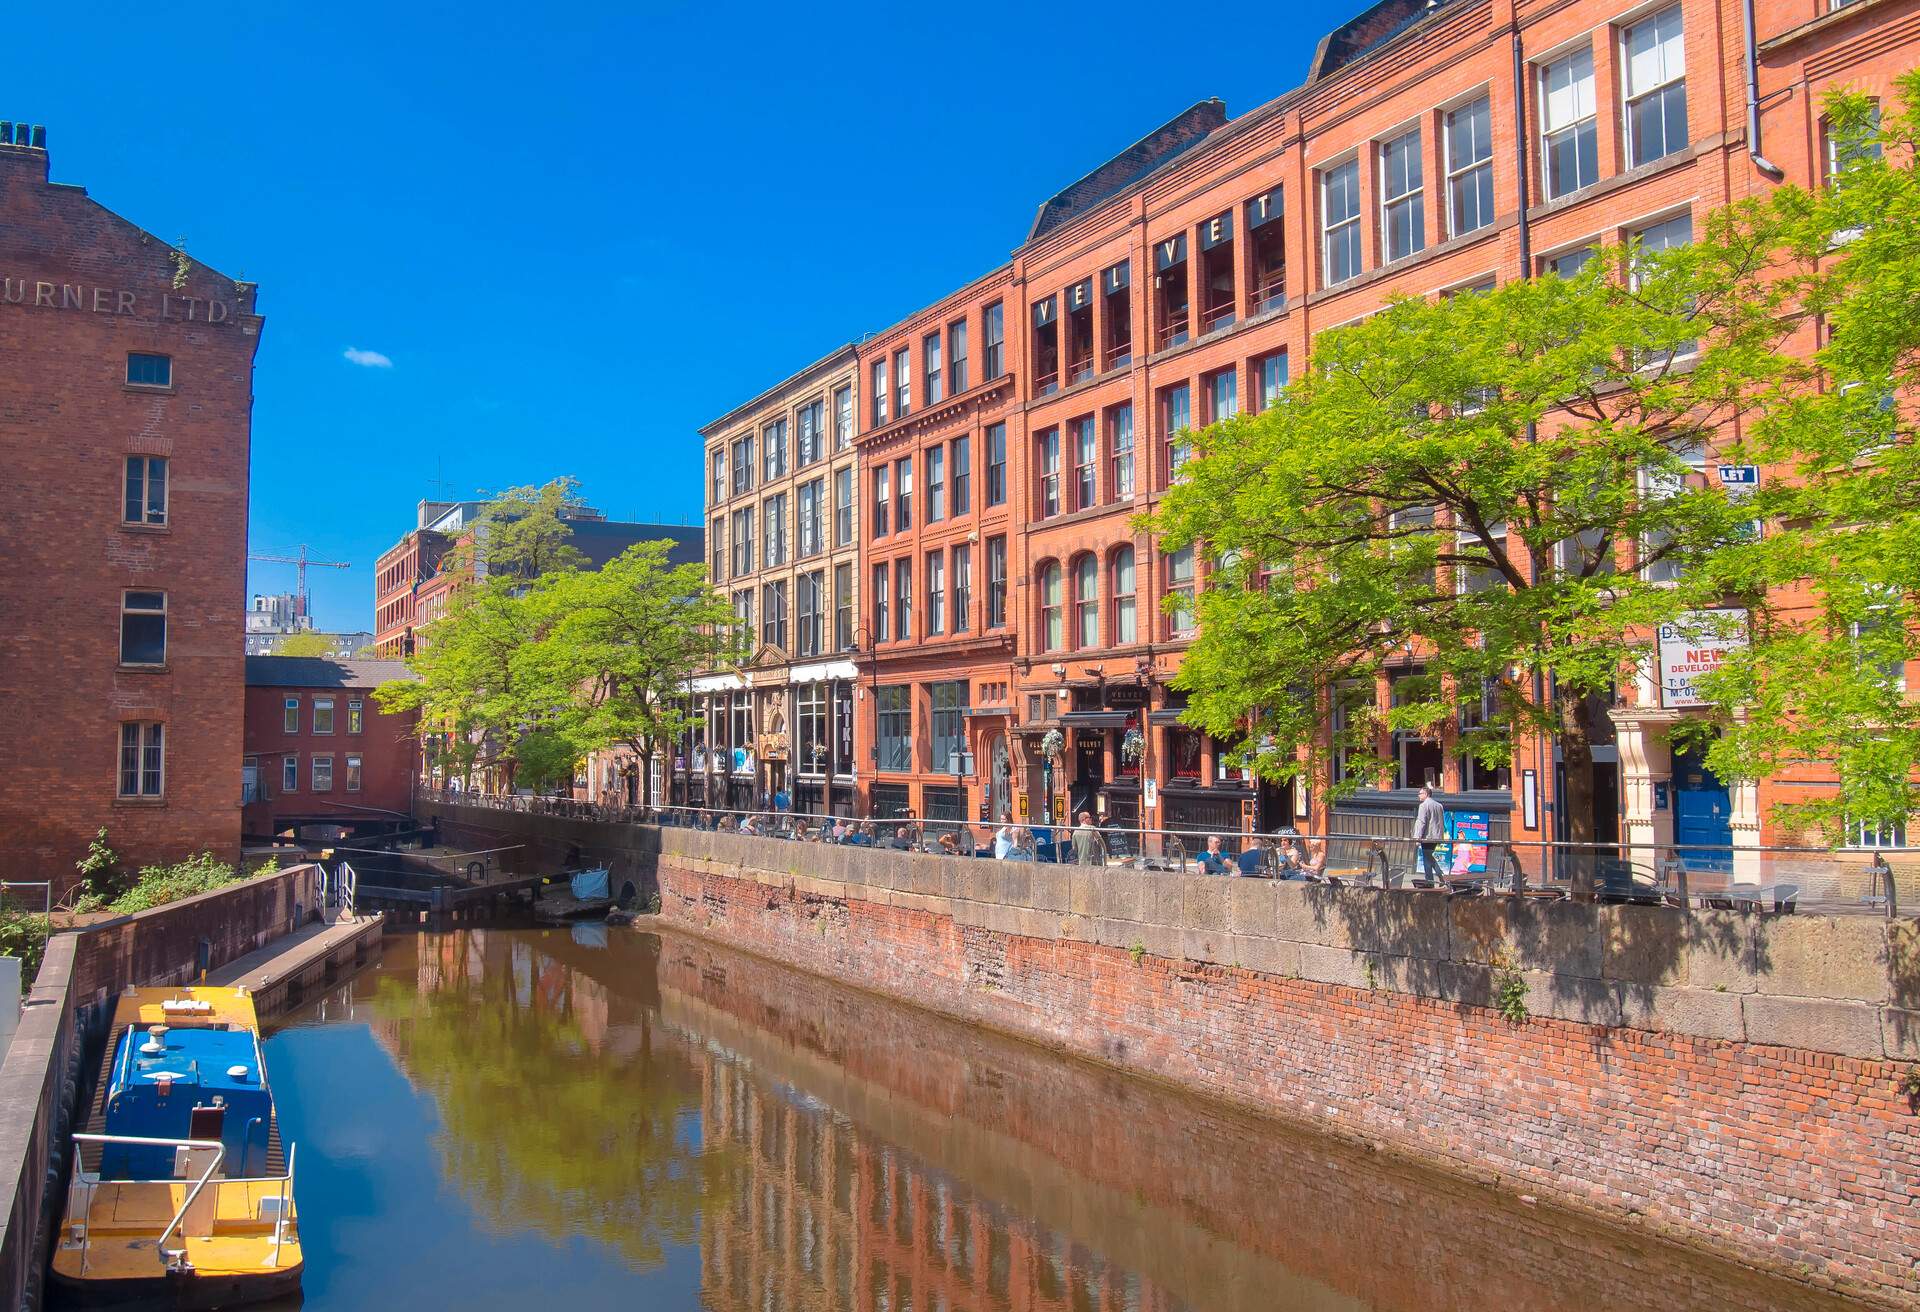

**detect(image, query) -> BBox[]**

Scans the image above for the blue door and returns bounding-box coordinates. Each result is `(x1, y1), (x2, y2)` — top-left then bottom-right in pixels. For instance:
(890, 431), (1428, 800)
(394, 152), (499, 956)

(1671, 744), (1732, 870)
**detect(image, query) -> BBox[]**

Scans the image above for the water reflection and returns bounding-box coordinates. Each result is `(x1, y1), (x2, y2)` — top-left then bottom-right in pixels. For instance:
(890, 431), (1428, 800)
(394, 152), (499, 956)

(267, 929), (1870, 1312)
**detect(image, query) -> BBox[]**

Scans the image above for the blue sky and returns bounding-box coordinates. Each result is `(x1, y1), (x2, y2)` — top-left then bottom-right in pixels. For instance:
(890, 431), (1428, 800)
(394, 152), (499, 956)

(17, 3), (1327, 631)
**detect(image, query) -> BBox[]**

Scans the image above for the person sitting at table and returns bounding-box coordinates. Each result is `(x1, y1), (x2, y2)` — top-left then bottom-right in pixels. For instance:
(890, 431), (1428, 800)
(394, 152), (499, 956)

(1198, 835), (1232, 876)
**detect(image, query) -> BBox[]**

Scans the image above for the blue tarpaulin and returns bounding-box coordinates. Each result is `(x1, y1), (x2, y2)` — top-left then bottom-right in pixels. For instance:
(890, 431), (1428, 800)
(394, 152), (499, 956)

(570, 867), (610, 900)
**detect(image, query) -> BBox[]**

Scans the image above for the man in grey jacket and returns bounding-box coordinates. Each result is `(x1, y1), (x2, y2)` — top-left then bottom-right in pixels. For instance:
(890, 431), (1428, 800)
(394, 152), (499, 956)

(1413, 786), (1447, 886)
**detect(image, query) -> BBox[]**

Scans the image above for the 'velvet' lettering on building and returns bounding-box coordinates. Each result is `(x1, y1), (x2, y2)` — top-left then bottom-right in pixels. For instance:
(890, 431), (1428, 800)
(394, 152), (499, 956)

(1, 276), (234, 324)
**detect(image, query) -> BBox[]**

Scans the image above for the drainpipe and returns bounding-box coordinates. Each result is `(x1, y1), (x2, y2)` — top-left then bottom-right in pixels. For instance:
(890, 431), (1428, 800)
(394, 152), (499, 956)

(1742, 0), (1785, 180)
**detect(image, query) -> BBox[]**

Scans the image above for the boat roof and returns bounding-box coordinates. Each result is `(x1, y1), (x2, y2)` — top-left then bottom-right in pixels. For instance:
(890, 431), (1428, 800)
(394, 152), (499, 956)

(107, 985), (262, 1034)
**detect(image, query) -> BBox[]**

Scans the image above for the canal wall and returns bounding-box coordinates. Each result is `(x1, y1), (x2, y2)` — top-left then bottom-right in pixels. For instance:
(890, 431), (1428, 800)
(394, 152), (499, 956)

(413, 800), (1920, 1306)
(0, 863), (323, 1312)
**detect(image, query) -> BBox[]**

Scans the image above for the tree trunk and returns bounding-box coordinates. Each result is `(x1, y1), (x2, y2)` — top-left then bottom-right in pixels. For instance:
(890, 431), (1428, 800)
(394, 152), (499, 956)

(1556, 693), (1601, 902)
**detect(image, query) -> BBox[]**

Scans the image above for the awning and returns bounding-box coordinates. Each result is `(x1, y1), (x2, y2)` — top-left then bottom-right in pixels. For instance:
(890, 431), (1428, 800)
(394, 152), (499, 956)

(1060, 711), (1129, 729)
(790, 660), (860, 685)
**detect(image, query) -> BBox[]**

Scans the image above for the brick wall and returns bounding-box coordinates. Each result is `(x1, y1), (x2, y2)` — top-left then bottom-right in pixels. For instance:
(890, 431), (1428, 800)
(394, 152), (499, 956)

(0, 140), (260, 893)
(641, 825), (1920, 1305)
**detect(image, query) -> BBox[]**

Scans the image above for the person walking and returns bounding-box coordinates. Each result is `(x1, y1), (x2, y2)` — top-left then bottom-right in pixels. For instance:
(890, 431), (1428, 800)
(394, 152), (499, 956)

(1413, 786), (1447, 885)
(1072, 811), (1099, 866)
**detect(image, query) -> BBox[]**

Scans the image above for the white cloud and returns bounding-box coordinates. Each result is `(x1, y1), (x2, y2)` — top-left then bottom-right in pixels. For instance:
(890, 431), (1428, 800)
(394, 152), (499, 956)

(343, 346), (393, 368)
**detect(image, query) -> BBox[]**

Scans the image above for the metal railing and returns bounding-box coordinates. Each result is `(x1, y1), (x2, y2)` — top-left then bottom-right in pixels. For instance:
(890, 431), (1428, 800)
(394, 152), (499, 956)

(423, 789), (1910, 916)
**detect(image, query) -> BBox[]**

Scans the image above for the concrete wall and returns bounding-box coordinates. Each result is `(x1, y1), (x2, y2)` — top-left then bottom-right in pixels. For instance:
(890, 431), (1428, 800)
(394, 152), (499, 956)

(0, 863), (322, 1311)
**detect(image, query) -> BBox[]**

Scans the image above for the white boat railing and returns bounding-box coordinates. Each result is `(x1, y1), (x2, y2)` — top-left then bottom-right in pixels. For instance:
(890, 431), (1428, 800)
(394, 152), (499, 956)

(66, 1131), (298, 1275)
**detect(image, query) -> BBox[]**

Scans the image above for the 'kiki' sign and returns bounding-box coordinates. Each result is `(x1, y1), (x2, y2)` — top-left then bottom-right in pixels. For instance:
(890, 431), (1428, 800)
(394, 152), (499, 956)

(2, 275), (235, 324)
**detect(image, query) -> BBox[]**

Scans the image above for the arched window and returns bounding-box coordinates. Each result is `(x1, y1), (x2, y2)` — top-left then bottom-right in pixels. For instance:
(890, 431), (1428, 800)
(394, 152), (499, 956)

(1039, 562), (1063, 651)
(1110, 547), (1137, 644)
(1072, 555), (1098, 648)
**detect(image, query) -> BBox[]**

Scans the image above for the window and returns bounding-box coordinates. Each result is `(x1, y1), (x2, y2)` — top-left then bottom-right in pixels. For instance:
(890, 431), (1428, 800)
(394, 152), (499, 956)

(281, 754), (298, 794)
(1111, 547), (1137, 644)
(1163, 383), (1193, 479)
(873, 464), (890, 538)
(1038, 428), (1062, 518)
(126, 352), (171, 387)
(761, 580), (788, 649)
(949, 319), (969, 393)
(1545, 245), (1596, 278)
(834, 562), (855, 651)
(1072, 554), (1098, 648)
(1204, 367), (1238, 423)
(763, 418), (788, 481)
(798, 479), (824, 557)
(1445, 96), (1494, 236)
(730, 507), (754, 576)
(952, 435), (971, 515)
(1103, 261), (1133, 369)
(1849, 818), (1908, 849)
(985, 422), (1007, 506)
(894, 558), (912, 641)
(797, 400), (824, 466)
(971, 537), (1000, 632)
(952, 542), (972, 633)
(763, 492), (788, 567)
(930, 682), (969, 771)
(348, 699), (364, 734)
(927, 551), (946, 635)
(313, 696), (335, 734)
(873, 562), (890, 639)
(983, 302), (1005, 379)
(730, 434), (754, 496)
(924, 331), (943, 404)
(797, 570), (824, 657)
(118, 721), (164, 797)
(1458, 521), (1512, 592)
(312, 754), (334, 792)
(345, 754), (363, 792)
(124, 456), (167, 526)
(1039, 562), (1064, 650)
(927, 445), (946, 522)
(894, 348), (912, 418)
(877, 686), (912, 772)
(120, 590), (166, 666)
(1381, 128), (1425, 262)
(834, 384), (854, 451)
(1071, 416), (1096, 510)
(1322, 158), (1363, 285)
(871, 359), (889, 426)
(834, 466), (855, 546)
(282, 697), (300, 734)
(1256, 351), (1289, 410)
(1541, 47), (1598, 198)
(1165, 546), (1196, 636)
(1623, 6), (1688, 168)
(1108, 403), (1135, 500)
(895, 456), (913, 530)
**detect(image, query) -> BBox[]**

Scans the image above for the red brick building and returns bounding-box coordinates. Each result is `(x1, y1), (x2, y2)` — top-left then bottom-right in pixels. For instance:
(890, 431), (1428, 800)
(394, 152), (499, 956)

(709, 0), (1918, 861)
(242, 656), (419, 843)
(0, 126), (263, 893)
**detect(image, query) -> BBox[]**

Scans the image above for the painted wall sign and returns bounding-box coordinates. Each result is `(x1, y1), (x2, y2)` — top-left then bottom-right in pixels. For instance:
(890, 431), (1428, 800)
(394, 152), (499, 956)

(1246, 186), (1283, 229)
(2, 275), (235, 324)
(1657, 608), (1749, 708)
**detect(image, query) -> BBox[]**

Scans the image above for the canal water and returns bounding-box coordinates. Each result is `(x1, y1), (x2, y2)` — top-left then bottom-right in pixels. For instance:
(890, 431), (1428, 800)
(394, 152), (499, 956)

(260, 927), (1870, 1311)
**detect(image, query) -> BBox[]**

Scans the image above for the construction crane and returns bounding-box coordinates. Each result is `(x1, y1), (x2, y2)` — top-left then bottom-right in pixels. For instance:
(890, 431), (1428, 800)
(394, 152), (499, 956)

(248, 545), (350, 621)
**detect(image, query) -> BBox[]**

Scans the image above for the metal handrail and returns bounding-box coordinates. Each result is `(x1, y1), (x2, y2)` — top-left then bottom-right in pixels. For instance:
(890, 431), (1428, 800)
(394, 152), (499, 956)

(71, 1133), (225, 1271)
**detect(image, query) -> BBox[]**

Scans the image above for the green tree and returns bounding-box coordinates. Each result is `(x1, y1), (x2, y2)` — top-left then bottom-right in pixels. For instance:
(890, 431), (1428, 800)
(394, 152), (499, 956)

(1691, 75), (1920, 840)
(539, 542), (746, 809)
(274, 630), (332, 658)
(1154, 199), (1801, 896)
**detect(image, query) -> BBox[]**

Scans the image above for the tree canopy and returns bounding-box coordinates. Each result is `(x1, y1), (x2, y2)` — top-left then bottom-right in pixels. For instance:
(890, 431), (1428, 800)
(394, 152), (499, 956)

(1154, 76), (1919, 866)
